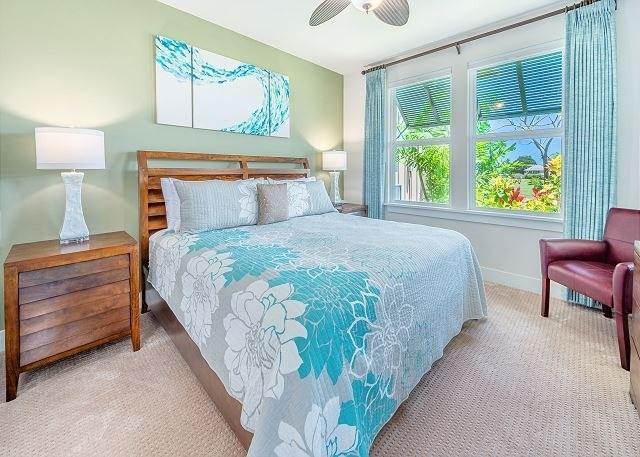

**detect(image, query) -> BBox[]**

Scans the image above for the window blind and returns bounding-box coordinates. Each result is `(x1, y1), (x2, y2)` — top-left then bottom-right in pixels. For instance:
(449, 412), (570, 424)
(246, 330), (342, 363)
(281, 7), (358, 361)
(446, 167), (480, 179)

(395, 76), (451, 129)
(476, 51), (563, 121)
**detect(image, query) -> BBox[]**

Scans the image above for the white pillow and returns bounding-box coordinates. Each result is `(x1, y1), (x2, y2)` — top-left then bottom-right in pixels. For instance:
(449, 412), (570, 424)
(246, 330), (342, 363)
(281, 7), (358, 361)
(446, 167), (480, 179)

(304, 181), (337, 216)
(266, 177), (319, 218)
(160, 178), (181, 231)
(270, 180), (336, 219)
(161, 177), (259, 231)
(172, 178), (265, 232)
(267, 176), (316, 184)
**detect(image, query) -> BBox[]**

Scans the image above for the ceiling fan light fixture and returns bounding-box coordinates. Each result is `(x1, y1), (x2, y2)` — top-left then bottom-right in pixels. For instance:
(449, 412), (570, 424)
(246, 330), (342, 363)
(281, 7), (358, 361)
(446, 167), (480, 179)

(310, 0), (409, 27)
(350, 0), (384, 12)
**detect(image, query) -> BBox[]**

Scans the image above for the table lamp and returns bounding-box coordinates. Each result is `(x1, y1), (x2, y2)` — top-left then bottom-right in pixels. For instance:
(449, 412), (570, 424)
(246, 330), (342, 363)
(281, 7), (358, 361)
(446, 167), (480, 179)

(322, 150), (347, 203)
(35, 127), (105, 244)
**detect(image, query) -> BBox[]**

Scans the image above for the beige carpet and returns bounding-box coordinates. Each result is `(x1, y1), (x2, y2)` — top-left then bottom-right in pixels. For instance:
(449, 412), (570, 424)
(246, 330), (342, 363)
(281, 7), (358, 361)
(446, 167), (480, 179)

(1, 283), (639, 456)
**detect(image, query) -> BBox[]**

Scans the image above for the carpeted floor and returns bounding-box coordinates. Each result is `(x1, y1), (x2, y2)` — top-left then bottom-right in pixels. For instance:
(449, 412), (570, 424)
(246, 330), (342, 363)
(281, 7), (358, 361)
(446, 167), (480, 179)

(1, 283), (639, 456)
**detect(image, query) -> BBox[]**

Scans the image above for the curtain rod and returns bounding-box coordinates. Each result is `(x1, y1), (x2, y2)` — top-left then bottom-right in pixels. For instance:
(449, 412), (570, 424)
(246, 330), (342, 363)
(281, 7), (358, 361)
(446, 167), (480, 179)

(361, 0), (607, 75)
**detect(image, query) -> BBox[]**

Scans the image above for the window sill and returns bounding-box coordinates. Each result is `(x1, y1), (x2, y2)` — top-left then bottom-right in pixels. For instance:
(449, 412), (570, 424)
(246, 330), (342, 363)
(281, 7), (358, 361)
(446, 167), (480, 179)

(384, 202), (564, 232)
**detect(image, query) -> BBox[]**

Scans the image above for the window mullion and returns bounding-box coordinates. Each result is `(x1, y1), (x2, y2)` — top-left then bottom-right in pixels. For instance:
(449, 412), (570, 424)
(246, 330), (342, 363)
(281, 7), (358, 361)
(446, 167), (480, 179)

(473, 127), (563, 142)
(394, 138), (451, 147)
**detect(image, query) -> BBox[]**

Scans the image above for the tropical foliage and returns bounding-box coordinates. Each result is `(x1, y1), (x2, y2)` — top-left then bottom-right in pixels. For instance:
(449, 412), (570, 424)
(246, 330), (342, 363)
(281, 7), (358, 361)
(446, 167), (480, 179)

(395, 145), (449, 204)
(474, 118), (562, 213)
(394, 116), (562, 213)
(395, 124), (450, 204)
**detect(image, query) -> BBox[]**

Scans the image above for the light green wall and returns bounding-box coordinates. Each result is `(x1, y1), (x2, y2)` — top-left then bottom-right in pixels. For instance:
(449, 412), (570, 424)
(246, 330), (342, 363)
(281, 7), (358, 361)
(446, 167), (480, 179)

(0, 0), (344, 329)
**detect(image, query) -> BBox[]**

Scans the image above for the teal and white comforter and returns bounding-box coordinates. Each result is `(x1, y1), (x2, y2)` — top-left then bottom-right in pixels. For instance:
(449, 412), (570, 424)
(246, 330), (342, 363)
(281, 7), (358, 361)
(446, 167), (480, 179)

(148, 213), (487, 456)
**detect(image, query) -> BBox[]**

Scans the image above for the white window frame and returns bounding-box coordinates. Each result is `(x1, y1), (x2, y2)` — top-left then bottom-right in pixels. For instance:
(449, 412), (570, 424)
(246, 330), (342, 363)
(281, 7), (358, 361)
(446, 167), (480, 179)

(387, 68), (453, 208)
(467, 44), (565, 221)
(384, 41), (565, 233)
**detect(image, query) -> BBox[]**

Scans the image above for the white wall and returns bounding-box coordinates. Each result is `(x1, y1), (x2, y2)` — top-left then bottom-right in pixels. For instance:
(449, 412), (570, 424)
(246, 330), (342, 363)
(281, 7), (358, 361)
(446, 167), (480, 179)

(343, 0), (640, 297)
(344, 72), (366, 203)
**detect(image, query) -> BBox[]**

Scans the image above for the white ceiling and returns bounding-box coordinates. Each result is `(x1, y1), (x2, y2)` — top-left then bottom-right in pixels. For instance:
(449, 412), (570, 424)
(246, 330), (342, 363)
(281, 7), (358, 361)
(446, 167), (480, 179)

(158, 0), (565, 75)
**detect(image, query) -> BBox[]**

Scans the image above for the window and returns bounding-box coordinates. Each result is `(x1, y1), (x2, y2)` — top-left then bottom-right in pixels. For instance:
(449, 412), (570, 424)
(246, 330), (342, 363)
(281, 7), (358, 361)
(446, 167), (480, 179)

(471, 51), (563, 214)
(390, 74), (452, 205)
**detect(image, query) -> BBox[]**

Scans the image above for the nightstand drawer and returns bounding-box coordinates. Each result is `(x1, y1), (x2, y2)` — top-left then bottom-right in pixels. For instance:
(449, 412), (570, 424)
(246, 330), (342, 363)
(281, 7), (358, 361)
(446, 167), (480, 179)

(335, 203), (368, 217)
(18, 265), (130, 305)
(20, 292), (130, 335)
(18, 254), (129, 288)
(19, 280), (131, 320)
(16, 255), (132, 367)
(20, 309), (131, 367)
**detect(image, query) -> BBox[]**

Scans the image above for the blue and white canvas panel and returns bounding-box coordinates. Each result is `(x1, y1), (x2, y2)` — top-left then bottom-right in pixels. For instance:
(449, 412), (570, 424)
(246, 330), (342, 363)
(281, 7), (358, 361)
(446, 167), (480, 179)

(269, 72), (290, 138)
(155, 36), (193, 128)
(192, 47), (268, 135)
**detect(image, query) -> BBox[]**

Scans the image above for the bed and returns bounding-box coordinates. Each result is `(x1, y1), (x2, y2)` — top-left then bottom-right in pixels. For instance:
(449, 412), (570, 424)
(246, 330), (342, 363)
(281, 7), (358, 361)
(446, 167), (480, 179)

(138, 150), (487, 456)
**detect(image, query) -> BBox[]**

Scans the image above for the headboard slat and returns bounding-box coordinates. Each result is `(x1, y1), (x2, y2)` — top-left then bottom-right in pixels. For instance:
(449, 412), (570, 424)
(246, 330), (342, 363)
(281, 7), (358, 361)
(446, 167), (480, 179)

(138, 150), (311, 274)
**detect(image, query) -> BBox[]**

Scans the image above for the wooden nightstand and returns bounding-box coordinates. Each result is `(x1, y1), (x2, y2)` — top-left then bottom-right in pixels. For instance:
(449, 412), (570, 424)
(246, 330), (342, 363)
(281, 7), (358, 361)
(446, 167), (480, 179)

(335, 203), (368, 217)
(3, 231), (140, 401)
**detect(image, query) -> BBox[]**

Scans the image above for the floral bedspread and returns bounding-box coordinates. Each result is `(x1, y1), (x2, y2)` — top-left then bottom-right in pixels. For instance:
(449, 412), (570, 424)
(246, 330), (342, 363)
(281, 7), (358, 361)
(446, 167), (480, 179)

(148, 212), (487, 456)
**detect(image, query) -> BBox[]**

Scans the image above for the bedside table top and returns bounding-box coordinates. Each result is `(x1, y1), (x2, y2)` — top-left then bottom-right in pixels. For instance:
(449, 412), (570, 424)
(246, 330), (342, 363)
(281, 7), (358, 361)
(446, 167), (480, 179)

(5, 231), (137, 268)
(336, 203), (368, 214)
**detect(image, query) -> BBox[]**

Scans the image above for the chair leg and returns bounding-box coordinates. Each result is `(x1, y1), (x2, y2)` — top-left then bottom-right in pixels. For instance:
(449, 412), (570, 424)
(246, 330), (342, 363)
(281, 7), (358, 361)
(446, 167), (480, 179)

(541, 277), (550, 317)
(614, 310), (630, 371)
(603, 305), (613, 319)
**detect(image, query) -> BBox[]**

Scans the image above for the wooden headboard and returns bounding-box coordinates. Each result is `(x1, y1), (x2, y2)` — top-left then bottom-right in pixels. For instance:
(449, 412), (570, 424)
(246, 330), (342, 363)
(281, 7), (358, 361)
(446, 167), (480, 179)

(138, 150), (310, 268)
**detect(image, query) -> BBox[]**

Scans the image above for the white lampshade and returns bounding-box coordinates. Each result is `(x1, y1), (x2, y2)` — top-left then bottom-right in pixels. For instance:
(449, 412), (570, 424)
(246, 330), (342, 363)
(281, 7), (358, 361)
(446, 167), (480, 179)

(322, 150), (347, 171)
(35, 127), (105, 170)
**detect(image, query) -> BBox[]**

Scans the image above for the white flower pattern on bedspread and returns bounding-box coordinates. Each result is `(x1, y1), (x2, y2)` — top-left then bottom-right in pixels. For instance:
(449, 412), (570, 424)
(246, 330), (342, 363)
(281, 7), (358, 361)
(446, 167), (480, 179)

(180, 249), (234, 346)
(149, 232), (197, 297)
(275, 397), (358, 457)
(147, 212), (487, 457)
(348, 283), (414, 399)
(223, 280), (308, 430)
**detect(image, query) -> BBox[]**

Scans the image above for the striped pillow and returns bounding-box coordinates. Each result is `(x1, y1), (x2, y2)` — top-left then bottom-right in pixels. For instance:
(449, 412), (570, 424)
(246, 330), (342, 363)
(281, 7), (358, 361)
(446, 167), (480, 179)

(305, 181), (337, 216)
(266, 177), (336, 218)
(173, 178), (264, 232)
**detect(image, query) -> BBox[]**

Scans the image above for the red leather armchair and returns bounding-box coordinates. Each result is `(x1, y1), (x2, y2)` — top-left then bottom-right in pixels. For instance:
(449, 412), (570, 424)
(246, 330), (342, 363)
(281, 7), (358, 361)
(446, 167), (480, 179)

(540, 208), (640, 370)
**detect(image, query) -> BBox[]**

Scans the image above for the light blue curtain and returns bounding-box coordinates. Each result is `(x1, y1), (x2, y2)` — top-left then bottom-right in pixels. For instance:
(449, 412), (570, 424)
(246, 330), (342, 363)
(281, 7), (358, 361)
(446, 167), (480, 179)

(564, 0), (617, 307)
(363, 68), (387, 219)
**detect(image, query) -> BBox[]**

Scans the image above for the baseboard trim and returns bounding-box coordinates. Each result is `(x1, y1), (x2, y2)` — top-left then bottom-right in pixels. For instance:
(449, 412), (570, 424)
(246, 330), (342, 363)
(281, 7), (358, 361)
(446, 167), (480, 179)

(481, 266), (565, 299)
(0, 330), (4, 353)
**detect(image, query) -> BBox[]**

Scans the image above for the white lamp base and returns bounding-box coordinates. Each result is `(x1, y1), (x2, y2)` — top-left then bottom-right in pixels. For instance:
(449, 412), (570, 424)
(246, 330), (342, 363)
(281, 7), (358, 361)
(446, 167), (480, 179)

(329, 171), (342, 204)
(60, 171), (90, 245)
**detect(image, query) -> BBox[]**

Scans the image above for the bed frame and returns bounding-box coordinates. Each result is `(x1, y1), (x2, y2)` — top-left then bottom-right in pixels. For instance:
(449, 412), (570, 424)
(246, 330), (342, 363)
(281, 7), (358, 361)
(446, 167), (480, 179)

(138, 150), (311, 450)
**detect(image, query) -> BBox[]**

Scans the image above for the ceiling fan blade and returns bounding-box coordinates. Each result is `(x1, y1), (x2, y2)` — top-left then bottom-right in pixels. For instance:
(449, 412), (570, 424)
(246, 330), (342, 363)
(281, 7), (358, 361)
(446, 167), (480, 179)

(374, 0), (410, 26)
(309, 0), (351, 26)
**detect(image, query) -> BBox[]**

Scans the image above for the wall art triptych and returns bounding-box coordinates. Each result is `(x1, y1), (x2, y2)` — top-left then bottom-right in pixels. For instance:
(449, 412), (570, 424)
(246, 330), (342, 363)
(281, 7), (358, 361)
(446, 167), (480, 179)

(155, 35), (290, 137)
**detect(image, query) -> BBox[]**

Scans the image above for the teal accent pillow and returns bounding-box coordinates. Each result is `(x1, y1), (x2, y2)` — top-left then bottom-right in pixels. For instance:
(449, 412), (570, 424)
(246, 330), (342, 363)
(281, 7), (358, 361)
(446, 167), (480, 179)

(173, 178), (264, 232)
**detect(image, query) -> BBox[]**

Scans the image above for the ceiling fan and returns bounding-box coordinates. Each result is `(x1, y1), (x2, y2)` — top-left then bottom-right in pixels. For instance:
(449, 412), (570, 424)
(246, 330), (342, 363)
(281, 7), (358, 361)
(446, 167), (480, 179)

(310, 0), (410, 27)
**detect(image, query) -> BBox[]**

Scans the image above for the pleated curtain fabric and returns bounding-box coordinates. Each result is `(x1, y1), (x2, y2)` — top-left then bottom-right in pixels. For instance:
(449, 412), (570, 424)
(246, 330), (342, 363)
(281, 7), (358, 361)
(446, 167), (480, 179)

(564, 0), (617, 307)
(363, 68), (387, 219)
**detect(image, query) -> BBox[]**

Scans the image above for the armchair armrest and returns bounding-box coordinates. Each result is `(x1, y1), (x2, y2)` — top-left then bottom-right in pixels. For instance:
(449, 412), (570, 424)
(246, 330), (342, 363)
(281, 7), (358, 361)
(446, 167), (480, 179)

(539, 239), (608, 277)
(613, 262), (634, 315)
